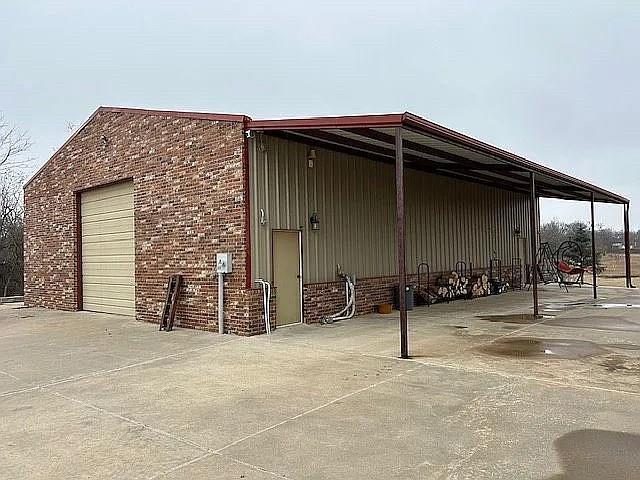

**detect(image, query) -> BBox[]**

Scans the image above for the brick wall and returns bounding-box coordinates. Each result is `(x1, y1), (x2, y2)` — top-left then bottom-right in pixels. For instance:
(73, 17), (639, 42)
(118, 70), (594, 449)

(302, 265), (522, 323)
(24, 108), (261, 335)
(303, 275), (416, 323)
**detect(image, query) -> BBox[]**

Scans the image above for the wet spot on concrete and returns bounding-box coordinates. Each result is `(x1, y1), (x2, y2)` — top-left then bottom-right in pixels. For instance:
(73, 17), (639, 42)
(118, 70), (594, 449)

(544, 301), (590, 310)
(547, 317), (640, 332)
(478, 337), (607, 359)
(480, 314), (640, 332)
(593, 303), (640, 309)
(607, 343), (640, 351)
(599, 355), (640, 374)
(477, 313), (553, 324)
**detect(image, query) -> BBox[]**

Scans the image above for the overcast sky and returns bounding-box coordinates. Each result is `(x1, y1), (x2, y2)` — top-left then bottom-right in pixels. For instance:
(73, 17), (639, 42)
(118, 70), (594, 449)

(1, 0), (638, 228)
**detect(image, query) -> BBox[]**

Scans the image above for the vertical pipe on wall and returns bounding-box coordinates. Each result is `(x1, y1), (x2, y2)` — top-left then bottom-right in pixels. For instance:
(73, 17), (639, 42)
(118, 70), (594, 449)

(529, 172), (539, 317)
(243, 121), (252, 289)
(218, 272), (225, 334)
(590, 192), (597, 299)
(395, 127), (408, 359)
(624, 203), (633, 288)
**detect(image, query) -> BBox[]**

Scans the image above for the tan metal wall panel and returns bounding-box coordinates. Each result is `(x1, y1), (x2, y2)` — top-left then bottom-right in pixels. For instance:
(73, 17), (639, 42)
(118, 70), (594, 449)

(81, 181), (135, 316)
(250, 135), (530, 284)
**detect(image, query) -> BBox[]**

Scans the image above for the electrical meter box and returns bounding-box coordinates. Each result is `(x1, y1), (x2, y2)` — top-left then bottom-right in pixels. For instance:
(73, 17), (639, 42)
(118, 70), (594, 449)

(216, 253), (232, 274)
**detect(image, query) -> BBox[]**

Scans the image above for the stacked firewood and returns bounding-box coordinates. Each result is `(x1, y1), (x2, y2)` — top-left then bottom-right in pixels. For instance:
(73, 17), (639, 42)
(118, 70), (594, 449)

(470, 274), (490, 298)
(436, 271), (469, 299)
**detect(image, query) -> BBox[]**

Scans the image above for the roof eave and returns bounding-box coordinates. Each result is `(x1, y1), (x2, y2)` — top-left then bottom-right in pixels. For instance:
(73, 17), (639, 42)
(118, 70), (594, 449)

(400, 112), (629, 204)
(248, 113), (404, 131)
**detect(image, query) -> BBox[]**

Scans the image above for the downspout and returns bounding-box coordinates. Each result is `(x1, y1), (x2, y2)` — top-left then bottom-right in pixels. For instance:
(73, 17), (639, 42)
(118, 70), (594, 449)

(243, 116), (253, 289)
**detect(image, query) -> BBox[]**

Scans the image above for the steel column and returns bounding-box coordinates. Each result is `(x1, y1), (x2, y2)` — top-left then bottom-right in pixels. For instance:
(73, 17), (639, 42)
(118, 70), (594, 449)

(395, 127), (408, 359)
(624, 203), (633, 288)
(529, 172), (539, 316)
(590, 192), (597, 299)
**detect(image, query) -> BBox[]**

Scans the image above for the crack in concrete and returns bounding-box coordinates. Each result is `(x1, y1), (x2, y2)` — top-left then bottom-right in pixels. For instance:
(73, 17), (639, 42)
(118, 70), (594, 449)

(0, 369), (19, 380)
(0, 338), (240, 399)
(45, 390), (294, 480)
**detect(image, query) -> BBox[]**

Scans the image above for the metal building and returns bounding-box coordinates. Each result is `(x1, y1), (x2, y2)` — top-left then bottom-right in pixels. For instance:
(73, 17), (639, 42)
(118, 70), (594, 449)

(24, 107), (634, 356)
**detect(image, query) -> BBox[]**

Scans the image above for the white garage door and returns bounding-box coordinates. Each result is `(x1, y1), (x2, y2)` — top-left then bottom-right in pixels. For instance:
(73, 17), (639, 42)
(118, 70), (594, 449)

(81, 181), (135, 316)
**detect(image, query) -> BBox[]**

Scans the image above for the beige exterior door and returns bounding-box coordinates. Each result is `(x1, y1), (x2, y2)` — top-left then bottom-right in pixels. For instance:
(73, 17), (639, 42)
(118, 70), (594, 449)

(273, 230), (302, 326)
(81, 181), (135, 316)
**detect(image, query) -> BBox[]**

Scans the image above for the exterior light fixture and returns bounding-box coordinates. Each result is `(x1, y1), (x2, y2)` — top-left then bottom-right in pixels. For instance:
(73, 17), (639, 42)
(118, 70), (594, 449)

(100, 135), (108, 149)
(310, 212), (320, 231)
(514, 226), (521, 237)
(307, 149), (316, 168)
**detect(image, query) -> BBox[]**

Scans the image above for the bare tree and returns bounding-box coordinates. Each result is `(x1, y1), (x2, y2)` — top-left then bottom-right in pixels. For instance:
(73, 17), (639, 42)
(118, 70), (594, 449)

(0, 114), (30, 297)
(0, 171), (24, 296)
(0, 114), (32, 173)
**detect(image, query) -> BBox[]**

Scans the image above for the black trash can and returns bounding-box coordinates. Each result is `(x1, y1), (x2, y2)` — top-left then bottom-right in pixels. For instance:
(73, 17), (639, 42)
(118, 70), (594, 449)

(394, 284), (414, 311)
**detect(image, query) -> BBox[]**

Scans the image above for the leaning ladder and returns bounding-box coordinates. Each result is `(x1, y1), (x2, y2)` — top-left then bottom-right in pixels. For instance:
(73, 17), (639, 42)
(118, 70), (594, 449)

(160, 274), (183, 332)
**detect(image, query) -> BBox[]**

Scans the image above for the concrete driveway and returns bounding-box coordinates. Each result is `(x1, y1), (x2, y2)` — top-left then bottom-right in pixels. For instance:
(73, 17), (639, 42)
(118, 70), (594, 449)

(1, 286), (640, 479)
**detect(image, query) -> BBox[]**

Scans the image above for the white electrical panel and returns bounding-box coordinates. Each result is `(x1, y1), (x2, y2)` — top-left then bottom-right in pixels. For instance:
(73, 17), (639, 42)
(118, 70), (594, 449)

(216, 253), (232, 274)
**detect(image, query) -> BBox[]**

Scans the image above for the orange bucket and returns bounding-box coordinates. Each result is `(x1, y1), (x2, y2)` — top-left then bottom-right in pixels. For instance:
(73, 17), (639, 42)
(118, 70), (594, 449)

(377, 303), (393, 314)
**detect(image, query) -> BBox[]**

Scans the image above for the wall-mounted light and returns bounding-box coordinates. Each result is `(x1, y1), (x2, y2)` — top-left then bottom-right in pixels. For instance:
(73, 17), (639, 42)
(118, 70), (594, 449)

(307, 149), (316, 168)
(100, 135), (108, 149)
(514, 226), (521, 237)
(310, 212), (320, 231)
(259, 208), (267, 226)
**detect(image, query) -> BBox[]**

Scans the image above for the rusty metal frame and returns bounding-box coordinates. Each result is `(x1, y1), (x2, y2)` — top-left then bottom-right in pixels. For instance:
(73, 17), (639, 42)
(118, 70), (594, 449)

(591, 193), (598, 299)
(529, 172), (539, 317)
(395, 128), (409, 359)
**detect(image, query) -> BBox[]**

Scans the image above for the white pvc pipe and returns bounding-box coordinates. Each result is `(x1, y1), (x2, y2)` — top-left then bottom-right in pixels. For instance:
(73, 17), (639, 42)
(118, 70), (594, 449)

(255, 279), (272, 334)
(218, 272), (224, 334)
(322, 274), (356, 324)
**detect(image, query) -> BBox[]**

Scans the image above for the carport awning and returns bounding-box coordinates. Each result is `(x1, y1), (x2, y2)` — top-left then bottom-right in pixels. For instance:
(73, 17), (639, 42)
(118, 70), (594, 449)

(248, 112), (628, 204)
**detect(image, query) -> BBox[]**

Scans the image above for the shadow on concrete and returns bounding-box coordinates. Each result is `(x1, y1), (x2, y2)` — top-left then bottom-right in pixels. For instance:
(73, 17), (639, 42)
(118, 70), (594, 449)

(547, 429), (640, 479)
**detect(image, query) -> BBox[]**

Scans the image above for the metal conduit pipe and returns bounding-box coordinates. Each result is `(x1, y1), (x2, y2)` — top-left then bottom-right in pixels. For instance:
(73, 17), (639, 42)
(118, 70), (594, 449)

(254, 279), (272, 334)
(320, 274), (356, 325)
(218, 272), (224, 334)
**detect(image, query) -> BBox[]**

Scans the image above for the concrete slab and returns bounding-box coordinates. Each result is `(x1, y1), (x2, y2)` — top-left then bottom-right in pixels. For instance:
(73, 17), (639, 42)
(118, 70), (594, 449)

(1, 286), (639, 479)
(48, 339), (411, 451)
(223, 365), (640, 479)
(0, 389), (202, 479)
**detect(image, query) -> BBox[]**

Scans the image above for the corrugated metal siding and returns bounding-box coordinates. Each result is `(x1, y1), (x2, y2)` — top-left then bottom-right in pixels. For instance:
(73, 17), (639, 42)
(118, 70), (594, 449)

(250, 135), (531, 284)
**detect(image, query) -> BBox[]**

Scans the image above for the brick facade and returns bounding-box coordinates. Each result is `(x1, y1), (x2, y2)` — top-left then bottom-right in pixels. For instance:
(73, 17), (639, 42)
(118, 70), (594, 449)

(24, 108), (263, 335)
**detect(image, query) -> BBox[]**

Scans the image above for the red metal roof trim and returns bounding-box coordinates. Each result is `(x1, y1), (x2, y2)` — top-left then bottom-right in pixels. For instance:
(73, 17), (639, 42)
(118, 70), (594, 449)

(248, 113), (404, 131)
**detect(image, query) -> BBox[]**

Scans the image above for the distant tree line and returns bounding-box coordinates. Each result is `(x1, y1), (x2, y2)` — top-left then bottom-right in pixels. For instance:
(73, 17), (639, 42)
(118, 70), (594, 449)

(541, 220), (638, 255)
(0, 114), (29, 297)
